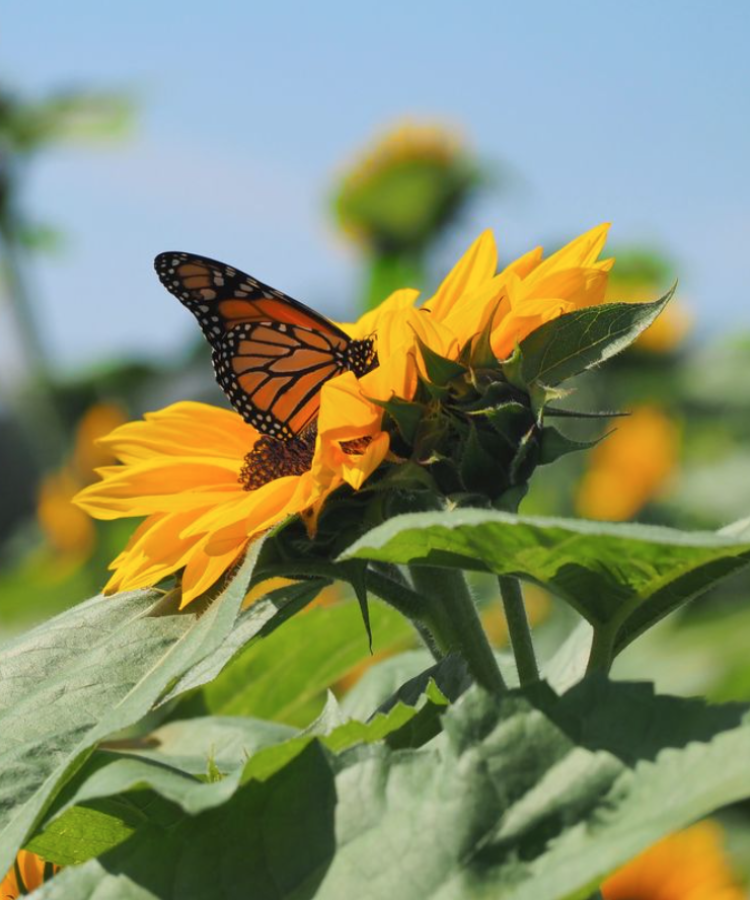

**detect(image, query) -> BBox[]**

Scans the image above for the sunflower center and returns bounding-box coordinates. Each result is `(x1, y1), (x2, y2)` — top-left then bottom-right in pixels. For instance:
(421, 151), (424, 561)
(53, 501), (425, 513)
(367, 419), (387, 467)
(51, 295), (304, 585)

(239, 430), (315, 491)
(340, 435), (373, 455)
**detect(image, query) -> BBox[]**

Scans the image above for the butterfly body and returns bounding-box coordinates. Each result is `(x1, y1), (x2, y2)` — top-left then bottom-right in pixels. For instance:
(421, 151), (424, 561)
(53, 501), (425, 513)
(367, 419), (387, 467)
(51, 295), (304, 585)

(154, 252), (377, 441)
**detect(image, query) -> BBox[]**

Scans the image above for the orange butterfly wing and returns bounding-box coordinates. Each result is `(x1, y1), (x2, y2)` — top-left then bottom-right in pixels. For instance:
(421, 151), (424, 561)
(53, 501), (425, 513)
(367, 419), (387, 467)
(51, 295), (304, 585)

(154, 252), (376, 440)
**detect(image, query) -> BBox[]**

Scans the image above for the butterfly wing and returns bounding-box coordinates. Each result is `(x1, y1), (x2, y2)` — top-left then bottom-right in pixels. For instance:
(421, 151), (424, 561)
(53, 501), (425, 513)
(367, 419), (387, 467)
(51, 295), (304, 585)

(154, 251), (349, 348)
(155, 252), (376, 440)
(213, 320), (350, 439)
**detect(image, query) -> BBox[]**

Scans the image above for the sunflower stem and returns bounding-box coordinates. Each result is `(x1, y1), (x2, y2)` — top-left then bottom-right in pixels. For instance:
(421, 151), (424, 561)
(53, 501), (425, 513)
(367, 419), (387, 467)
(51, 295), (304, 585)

(367, 564), (443, 661)
(586, 624), (616, 677)
(364, 568), (431, 623)
(498, 576), (539, 685)
(409, 566), (506, 694)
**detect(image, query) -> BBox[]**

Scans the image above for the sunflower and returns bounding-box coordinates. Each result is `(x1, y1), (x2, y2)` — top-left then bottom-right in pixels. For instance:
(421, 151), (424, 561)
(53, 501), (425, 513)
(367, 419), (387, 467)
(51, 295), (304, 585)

(76, 223), (617, 607)
(333, 120), (477, 250)
(576, 404), (679, 521)
(602, 821), (744, 900)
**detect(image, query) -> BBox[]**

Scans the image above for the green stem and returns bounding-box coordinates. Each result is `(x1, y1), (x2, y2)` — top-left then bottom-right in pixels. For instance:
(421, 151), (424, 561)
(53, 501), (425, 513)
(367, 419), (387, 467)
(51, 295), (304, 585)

(586, 625), (616, 676)
(498, 576), (539, 685)
(410, 566), (506, 694)
(367, 565), (442, 661)
(364, 250), (424, 311)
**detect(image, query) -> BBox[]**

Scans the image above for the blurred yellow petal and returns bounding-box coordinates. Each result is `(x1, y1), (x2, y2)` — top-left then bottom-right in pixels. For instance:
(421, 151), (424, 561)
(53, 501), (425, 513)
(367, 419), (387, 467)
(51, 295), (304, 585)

(37, 468), (96, 559)
(73, 402), (129, 477)
(603, 821), (744, 900)
(576, 405), (679, 521)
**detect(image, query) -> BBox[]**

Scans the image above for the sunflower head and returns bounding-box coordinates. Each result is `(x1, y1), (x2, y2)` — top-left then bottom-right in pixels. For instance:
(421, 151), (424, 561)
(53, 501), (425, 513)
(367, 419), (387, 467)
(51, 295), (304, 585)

(333, 120), (480, 252)
(75, 222), (671, 607)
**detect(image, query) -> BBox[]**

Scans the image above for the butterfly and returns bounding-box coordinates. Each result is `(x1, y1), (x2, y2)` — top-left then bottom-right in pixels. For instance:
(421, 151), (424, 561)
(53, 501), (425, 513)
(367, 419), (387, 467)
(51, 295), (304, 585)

(154, 252), (378, 441)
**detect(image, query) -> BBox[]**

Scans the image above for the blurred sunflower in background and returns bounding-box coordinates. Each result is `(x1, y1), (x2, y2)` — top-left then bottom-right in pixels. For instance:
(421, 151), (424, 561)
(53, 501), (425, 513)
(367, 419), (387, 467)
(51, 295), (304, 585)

(36, 401), (127, 568)
(332, 120), (485, 309)
(605, 248), (691, 355)
(602, 820), (745, 900)
(576, 405), (680, 521)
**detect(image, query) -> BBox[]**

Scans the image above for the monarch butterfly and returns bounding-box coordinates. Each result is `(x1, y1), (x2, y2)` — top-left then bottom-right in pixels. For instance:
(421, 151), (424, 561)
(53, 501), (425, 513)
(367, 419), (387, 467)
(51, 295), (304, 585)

(154, 252), (378, 443)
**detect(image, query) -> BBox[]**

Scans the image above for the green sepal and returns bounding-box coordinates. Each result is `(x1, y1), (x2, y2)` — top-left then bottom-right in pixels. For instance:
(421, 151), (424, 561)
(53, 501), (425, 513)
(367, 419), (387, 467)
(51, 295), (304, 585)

(545, 406), (630, 420)
(459, 423), (509, 498)
(493, 483), (529, 513)
(462, 300), (502, 371)
(371, 395), (425, 445)
(336, 559), (372, 653)
(367, 460), (439, 495)
(460, 379), (523, 412)
(509, 423), (540, 485)
(539, 426), (607, 466)
(414, 333), (467, 387)
(484, 401), (535, 451)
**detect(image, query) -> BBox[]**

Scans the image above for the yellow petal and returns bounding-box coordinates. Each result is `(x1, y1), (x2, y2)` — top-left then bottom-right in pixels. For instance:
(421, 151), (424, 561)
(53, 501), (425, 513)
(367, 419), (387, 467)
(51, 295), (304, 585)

(499, 245), (543, 280)
(203, 474), (312, 555)
(440, 273), (509, 346)
(359, 346), (419, 403)
(337, 288), (420, 341)
(104, 510), (206, 594)
(317, 371), (382, 439)
(424, 230), (498, 320)
(97, 402), (257, 465)
(180, 537), (247, 607)
(340, 432), (390, 490)
(74, 458), (242, 519)
(521, 223), (610, 291)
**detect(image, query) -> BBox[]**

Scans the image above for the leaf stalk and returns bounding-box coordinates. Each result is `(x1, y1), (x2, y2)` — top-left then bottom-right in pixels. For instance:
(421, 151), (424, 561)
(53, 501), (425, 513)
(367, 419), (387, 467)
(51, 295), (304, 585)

(498, 576), (540, 685)
(409, 566), (506, 694)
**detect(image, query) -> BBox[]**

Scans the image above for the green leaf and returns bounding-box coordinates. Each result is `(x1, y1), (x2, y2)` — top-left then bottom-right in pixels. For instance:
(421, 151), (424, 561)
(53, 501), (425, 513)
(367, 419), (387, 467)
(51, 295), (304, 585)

(374, 653), (472, 713)
(191, 598), (414, 726)
(25, 800), (142, 866)
(0, 545), (283, 874)
(542, 621), (593, 693)
(518, 288), (675, 387)
(113, 716), (297, 776)
(158, 579), (324, 706)
(339, 650), (441, 720)
(31, 681), (750, 900)
(29, 681), (448, 869)
(342, 509), (750, 654)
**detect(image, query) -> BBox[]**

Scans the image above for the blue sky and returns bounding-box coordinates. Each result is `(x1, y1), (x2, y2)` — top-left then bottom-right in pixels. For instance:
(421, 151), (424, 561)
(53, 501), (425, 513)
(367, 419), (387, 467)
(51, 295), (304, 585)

(2, 1), (749, 373)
